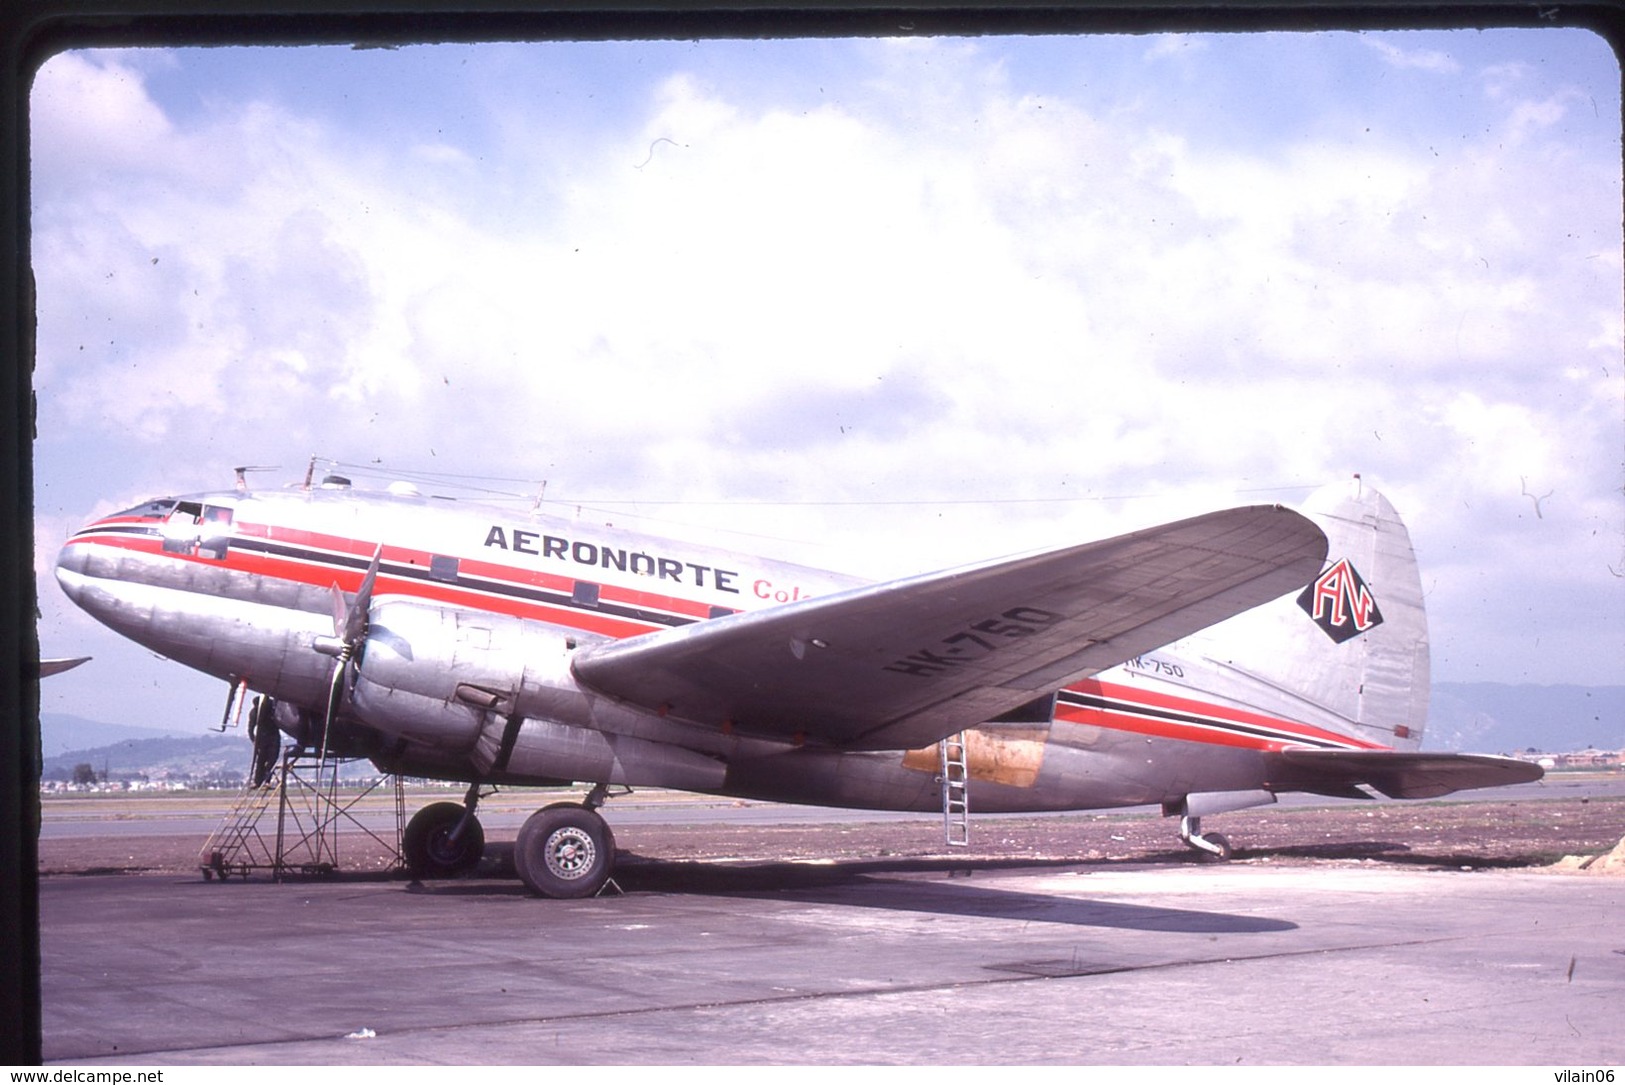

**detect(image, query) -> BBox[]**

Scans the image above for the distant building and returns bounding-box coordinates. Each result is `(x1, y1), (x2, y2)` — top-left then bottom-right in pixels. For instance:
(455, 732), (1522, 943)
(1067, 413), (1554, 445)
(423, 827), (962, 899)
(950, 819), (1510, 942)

(1510, 747), (1623, 771)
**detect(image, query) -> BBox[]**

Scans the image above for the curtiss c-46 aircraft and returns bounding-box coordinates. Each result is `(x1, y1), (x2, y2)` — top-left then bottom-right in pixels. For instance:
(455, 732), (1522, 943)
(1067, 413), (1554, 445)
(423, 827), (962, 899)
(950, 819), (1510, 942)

(55, 472), (1540, 897)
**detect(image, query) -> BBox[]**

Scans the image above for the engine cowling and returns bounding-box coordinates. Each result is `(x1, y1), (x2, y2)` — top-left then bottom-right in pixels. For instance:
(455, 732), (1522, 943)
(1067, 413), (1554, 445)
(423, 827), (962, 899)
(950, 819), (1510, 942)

(476, 716), (726, 791)
(350, 599), (585, 750)
(348, 599), (728, 791)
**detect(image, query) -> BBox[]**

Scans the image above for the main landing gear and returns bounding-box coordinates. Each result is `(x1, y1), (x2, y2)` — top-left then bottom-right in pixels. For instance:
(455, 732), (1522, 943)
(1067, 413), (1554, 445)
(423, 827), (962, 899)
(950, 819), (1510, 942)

(403, 784), (487, 879)
(401, 783), (618, 898)
(514, 784), (616, 899)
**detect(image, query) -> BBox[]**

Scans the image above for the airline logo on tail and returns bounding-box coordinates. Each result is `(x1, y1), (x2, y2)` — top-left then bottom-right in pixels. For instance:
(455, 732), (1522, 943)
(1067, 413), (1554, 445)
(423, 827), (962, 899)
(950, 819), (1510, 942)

(1297, 558), (1384, 643)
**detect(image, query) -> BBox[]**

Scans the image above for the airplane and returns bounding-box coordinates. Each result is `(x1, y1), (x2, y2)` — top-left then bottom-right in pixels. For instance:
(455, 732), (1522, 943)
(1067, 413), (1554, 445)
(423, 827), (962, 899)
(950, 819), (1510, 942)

(52, 471), (1541, 897)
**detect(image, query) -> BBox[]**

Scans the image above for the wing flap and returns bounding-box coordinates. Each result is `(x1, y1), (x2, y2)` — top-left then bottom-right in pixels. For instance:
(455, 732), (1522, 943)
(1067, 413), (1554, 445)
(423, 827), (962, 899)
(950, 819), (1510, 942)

(572, 504), (1328, 750)
(1268, 749), (1544, 799)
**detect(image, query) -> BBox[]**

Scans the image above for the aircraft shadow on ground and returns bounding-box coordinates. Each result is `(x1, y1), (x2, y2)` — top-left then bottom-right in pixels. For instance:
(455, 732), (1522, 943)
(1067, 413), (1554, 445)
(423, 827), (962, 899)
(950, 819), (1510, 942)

(1234, 841), (1551, 869)
(413, 846), (1297, 933)
(661, 871), (1294, 933)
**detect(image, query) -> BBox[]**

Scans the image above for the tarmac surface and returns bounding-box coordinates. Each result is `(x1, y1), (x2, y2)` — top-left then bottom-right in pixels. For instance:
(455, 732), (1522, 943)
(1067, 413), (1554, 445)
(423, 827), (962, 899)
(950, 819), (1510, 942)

(39, 846), (1625, 1065)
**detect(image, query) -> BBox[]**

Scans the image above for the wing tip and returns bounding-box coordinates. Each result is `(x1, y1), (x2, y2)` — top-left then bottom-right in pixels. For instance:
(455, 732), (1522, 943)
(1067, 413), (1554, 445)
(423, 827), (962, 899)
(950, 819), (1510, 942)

(37, 656), (92, 678)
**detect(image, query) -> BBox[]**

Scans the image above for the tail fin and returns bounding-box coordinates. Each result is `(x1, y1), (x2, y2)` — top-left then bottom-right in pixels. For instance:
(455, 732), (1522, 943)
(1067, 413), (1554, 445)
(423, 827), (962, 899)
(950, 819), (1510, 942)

(1170, 477), (1430, 750)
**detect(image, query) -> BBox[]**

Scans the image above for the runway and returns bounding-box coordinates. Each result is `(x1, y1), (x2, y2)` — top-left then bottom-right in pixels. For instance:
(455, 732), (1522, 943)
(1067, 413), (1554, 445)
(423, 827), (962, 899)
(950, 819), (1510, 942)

(39, 853), (1625, 1065)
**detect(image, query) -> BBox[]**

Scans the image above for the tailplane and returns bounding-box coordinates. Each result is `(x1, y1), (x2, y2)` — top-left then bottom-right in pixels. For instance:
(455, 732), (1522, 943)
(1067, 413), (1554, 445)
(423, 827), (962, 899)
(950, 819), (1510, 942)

(1165, 476), (1430, 750)
(1159, 477), (1542, 802)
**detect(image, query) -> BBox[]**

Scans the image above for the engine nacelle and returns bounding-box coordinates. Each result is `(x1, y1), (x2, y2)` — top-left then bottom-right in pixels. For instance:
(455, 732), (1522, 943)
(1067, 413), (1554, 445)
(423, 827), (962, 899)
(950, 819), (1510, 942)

(475, 717), (727, 791)
(266, 697), (378, 758)
(349, 599), (587, 750)
(349, 599), (728, 790)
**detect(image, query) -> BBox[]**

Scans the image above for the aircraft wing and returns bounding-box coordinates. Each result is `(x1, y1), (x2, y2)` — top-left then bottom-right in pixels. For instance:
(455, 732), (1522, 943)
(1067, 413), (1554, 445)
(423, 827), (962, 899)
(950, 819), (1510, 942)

(36, 656), (91, 678)
(572, 504), (1328, 751)
(1267, 749), (1544, 799)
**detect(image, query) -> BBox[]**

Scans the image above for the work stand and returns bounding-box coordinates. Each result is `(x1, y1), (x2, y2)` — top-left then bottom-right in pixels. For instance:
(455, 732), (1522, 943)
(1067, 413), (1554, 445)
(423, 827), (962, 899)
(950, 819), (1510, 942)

(199, 748), (405, 881)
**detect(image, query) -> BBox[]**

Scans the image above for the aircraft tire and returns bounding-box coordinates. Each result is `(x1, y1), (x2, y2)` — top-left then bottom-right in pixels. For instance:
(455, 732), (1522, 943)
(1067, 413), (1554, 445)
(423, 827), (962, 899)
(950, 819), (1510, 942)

(515, 803), (616, 899)
(1202, 832), (1233, 862)
(403, 801), (486, 878)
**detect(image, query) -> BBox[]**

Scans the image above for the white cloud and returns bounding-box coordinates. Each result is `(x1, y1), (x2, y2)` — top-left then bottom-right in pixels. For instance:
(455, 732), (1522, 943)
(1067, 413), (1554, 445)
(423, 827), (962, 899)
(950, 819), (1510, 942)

(1144, 35), (1210, 64)
(1363, 36), (1462, 75)
(29, 34), (1625, 706)
(31, 52), (176, 183)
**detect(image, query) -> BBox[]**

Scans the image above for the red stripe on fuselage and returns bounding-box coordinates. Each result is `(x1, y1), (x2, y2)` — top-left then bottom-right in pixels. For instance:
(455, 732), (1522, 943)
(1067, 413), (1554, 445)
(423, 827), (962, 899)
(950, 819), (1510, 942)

(63, 522), (699, 639)
(246, 521), (722, 623)
(1058, 676), (1387, 752)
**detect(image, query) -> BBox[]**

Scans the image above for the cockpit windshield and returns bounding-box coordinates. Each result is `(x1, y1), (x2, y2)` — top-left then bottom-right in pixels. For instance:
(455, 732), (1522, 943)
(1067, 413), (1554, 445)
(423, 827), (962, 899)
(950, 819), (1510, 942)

(113, 498), (177, 519)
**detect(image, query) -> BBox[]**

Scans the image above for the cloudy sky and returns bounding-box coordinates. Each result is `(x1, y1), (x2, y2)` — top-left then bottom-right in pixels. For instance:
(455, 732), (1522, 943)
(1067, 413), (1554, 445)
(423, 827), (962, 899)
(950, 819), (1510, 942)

(29, 28), (1623, 739)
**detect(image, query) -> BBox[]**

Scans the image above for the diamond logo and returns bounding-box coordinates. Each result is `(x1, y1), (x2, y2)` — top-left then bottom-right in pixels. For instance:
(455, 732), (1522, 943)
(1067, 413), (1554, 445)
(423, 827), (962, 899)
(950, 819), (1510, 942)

(1297, 558), (1384, 643)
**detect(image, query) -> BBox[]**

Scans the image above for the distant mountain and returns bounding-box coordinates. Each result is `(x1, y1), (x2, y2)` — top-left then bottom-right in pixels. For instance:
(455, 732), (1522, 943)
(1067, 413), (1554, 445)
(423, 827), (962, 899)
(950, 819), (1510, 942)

(40, 732), (253, 783)
(37, 712), (192, 758)
(36, 714), (388, 784)
(1428, 683), (1625, 754)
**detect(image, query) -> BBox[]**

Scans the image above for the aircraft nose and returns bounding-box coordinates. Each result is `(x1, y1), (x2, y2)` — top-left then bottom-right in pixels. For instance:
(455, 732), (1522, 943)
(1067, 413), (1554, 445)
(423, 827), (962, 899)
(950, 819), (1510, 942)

(55, 535), (90, 602)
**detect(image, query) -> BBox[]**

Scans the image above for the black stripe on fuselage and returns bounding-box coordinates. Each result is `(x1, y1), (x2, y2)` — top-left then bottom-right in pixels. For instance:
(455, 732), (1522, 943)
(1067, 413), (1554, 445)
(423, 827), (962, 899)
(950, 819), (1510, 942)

(1056, 688), (1352, 750)
(233, 536), (703, 631)
(72, 527), (700, 633)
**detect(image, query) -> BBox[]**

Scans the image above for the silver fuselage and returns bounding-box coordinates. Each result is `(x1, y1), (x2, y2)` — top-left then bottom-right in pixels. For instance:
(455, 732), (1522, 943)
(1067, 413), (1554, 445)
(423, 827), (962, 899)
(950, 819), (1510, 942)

(56, 485), (1389, 814)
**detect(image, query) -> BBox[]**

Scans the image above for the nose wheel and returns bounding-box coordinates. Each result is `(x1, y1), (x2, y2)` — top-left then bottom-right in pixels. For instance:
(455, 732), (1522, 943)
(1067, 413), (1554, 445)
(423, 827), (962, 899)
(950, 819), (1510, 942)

(514, 802), (617, 898)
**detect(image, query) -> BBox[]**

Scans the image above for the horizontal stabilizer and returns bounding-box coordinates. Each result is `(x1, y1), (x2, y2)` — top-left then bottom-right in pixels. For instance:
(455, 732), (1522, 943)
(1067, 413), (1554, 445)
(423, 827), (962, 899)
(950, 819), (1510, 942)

(1267, 749), (1543, 800)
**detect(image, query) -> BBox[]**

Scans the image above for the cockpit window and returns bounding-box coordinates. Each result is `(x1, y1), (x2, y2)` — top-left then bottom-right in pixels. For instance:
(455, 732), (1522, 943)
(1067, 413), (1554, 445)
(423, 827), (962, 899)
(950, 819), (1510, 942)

(114, 498), (176, 520)
(161, 501), (234, 559)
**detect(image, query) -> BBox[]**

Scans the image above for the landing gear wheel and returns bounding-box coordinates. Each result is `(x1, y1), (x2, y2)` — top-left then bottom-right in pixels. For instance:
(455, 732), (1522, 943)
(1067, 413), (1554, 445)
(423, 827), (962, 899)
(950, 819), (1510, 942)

(515, 803), (616, 899)
(403, 801), (485, 878)
(1178, 814), (1234, 862)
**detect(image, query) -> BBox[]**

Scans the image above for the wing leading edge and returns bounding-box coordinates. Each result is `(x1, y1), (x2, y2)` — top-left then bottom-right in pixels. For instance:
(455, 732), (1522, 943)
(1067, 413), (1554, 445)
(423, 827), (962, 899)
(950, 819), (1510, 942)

(572, 504), (1328, 751)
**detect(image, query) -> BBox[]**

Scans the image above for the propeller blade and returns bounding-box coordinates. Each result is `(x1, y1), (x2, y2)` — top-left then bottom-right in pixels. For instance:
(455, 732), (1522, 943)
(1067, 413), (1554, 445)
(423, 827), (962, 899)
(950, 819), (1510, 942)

(318, 545), (381, 768)
(328, 583), (348, 640)
(313, 542), (383, 769)
(329, 545), (383, 642)
(319, 649), (347, 766)
(345, 546), (383, 644)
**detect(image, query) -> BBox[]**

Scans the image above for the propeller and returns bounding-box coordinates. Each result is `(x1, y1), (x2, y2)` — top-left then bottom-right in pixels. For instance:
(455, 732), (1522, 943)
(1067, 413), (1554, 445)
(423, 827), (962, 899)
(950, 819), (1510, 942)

(313, 545), (383, 765)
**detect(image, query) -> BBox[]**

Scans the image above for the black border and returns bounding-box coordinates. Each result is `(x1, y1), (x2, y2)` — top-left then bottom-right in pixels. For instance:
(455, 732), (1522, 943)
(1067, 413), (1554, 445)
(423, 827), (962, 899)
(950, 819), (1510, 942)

(5, 0), (1622, 1066)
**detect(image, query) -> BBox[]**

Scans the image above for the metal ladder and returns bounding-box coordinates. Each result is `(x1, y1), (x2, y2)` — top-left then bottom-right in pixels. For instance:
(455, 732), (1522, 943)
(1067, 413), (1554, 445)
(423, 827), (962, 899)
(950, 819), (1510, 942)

(940, 731), (970, 847)
(199, 748), (405, 880)
(199, 771), (282, 880)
